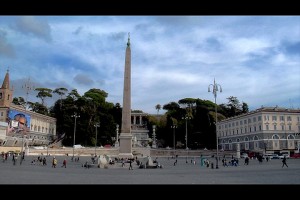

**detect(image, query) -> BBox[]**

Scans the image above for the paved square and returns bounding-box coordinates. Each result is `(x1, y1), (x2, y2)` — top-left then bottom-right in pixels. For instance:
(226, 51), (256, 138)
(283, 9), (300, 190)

(1, 155), (299, 184)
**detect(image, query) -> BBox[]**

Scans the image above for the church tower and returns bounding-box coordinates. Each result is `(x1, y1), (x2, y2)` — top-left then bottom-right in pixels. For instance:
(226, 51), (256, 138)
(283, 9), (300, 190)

(119, 33), (133, 158)
(0, 69), (13, 108)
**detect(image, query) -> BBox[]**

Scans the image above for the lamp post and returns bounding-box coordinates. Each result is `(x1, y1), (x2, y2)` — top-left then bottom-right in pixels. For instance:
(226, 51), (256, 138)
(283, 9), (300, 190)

(20, 77), (33, 164)
(20, 135), (26, 165)
(71, 113), (80, 160)
(94, 122), (100, 156)
(182, 115), (191, 150)
(171, 125), (177, 155)
(208, 78), (222, 169)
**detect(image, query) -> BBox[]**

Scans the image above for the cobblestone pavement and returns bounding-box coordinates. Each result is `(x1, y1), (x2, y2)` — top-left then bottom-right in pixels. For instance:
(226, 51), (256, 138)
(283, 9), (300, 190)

(1, 155), (299, 184)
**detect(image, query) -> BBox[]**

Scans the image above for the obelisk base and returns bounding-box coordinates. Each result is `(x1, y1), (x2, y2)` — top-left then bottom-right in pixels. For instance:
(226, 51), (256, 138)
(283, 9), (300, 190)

(119, 134), (133, 158)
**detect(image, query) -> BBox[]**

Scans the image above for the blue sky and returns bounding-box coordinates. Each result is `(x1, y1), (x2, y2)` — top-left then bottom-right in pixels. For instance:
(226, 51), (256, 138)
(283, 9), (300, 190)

(0, 16), (299, 114)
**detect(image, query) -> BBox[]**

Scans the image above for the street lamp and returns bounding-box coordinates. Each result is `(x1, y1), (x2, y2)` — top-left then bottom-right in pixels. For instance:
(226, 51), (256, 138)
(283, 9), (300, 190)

(20, 77), (33, 165)
(94, 122), (100, 156)
(20, 135), (26, 165)
(71, 113), (80, 159)
(208, 78), (222, 169)
(171, 125), (177, 155)
(182, 115), (191, 150)
(171, 125), (177, 150)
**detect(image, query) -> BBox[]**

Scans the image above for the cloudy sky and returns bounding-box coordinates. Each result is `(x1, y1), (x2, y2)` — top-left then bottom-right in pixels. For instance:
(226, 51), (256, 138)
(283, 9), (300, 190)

(0, 16), (299, 114)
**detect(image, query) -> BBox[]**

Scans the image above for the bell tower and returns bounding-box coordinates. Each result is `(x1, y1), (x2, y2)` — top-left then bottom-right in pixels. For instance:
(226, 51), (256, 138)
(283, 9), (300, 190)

(0, 69), (13, 108)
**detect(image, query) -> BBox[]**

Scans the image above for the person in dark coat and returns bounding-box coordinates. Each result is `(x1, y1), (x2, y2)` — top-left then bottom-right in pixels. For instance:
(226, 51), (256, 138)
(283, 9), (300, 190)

(282, 156), (288, 168)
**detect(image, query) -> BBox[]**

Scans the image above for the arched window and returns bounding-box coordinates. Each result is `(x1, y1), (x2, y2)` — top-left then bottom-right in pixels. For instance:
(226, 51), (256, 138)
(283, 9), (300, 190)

(287, 135), (295, 139)
(253, 136), (259, 140)
(272, 134), (280, 139)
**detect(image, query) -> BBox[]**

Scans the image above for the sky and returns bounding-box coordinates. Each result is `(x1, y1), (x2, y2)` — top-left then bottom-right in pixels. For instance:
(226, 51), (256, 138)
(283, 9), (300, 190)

(0, 16), (299, 114)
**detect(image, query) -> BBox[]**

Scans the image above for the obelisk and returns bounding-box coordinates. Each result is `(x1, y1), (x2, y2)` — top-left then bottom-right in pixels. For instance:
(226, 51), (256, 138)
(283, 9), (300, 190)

(119, 33), (133, 158)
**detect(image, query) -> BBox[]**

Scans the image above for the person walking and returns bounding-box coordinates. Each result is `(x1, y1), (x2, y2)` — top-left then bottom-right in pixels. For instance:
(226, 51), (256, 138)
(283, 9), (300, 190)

(52, 157), (57, 168)
(61, 159), (67, 168)
(129, 159), (133, 170)
(282, 156), (288, 168)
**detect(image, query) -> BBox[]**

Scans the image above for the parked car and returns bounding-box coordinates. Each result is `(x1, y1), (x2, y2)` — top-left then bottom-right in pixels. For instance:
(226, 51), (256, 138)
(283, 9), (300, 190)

(278, 154), (290, 159)
(290, 153), (300, 159)
(271, 154), (280, 159)
(264, 154), (280, 159)
(241, 153), (248, 158)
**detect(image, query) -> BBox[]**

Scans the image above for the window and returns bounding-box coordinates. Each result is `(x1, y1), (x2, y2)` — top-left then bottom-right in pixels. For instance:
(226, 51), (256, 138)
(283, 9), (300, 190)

(0, 112), (3, 116)
(240, 120), (243, 125)
(236, 122), (238, 126)
(272, 116), (277, 121)
(259, 125), (261, 131)
(298, 116), (300, 122)
(280, 116), (285, 121)
(272, 134), (280, 139)
(266, 125), (269, 130)
(244, 120), (247, 124)
(253, 117), (256, 122)
(281, 125), (284, 130)
(248, 119), (251, 123)
(287, 116), (292, 121)
(274, 125), (277, 130)
(289, 125), (291, 131)
(264, 115), (269, 121)
(258, 116), (262, 121)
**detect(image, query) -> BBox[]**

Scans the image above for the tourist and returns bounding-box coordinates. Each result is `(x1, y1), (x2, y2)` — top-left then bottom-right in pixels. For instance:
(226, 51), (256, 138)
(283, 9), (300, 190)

(282, 156), (288, 168)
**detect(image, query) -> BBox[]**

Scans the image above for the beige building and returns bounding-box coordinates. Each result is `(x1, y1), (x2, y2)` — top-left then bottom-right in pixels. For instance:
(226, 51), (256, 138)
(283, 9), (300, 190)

(218, 106), (300, 154)
(0, 70), (57, 148)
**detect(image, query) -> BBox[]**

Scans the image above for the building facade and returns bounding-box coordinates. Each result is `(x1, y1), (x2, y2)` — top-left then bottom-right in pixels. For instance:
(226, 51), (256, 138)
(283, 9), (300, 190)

(218, 106), (300, 154)
(0, 70), (57, 148)
(131, 112), (149, 147)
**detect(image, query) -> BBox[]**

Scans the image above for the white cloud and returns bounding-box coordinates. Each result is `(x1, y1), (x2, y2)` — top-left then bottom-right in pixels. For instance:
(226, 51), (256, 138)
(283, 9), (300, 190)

(1, 16), (299, 114)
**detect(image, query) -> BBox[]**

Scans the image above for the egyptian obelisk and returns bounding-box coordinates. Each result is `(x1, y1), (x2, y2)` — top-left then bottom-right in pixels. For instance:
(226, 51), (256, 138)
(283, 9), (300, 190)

(119, 33), (133, 158)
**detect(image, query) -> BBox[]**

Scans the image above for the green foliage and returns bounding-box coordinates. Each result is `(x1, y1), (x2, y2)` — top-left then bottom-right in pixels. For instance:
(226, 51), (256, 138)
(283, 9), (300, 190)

(35, 88), (53, 106)
(22, 82), (248, 150)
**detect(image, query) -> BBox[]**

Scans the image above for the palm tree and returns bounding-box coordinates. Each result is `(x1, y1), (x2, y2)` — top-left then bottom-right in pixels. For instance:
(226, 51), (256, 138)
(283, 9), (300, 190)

(155, 104), (161, 115)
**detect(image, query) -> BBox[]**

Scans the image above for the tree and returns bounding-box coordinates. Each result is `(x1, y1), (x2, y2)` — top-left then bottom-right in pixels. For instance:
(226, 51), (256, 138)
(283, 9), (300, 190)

(35, 88), (53, 106)
(53, 88), (68, 109)
(242, 102), (249, 113)
(67, 89), (81, 101)
(226, 96), (242, 117)
(155, 104), (161, 115)
(12, 97), (26, 107)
